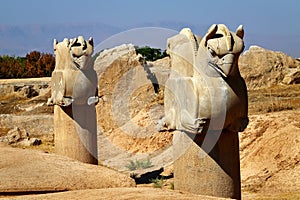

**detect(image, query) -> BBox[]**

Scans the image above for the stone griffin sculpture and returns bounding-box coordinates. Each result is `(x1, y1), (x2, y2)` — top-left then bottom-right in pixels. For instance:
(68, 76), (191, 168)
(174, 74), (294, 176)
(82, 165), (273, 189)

(47, 36), (98, 106)
(160, 24), (248, 134)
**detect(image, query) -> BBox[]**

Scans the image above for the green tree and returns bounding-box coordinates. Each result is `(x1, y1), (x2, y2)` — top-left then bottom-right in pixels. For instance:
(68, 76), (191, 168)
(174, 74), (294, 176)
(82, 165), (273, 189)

(25, 51), (55, 78)
(38, 53), (55, 77)
(0, 55), (26, 78)
(26, 51), (41, 77)
(135, 46), (168, 61)
(0, 51), (55, 78)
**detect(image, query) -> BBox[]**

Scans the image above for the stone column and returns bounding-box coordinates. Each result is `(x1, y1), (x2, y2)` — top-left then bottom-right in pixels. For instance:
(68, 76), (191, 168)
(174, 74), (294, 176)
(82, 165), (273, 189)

(162, 24), (247, 199)
(48, 36), (98, 164)
(54, 105), (98, 164)
(173, 130), (241, 199)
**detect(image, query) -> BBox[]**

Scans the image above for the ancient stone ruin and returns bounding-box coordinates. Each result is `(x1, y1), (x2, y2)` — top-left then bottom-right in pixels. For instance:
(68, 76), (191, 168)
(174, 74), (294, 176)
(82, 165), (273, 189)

(48, 36), (98, 164)
(161, 24), (248, 199)
(46, 25), (248, 198)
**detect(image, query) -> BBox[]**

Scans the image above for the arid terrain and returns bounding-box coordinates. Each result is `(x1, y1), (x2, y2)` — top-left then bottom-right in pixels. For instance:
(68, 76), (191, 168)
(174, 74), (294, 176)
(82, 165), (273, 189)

(0, 45), (300, 199)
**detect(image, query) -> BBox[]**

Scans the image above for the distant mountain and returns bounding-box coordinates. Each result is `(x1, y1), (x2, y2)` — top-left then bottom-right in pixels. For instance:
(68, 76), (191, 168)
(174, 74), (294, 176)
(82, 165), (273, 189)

(0, 21), (299, 58)
(0, 21), (204, 57)
(0, 23), (122, 56)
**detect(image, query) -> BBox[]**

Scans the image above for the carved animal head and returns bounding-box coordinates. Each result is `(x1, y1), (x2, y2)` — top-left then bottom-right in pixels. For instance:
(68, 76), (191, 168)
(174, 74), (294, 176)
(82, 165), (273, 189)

(69, 36), (94, 70)
(196, 24), (245, 77)
(53, 38), (72, 70)
(166, 28), (202, 78)
(179, 28), (200, 56)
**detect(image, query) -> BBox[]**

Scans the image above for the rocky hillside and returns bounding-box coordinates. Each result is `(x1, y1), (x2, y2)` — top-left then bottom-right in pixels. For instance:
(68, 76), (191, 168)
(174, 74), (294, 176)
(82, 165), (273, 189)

(240, 111), (300, 195)
(0, 78), (53, 150)
(94, 44), (174, 170)
(239, 45), (300, 90)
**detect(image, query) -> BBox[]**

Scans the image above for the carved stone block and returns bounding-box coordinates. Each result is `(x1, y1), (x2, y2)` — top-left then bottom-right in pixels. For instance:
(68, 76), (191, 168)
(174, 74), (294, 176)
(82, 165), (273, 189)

(173, 130), (241, 199)
(48, 36), (98, 164)
(161, 24), (248, 199)
(47, 36), (98, 107)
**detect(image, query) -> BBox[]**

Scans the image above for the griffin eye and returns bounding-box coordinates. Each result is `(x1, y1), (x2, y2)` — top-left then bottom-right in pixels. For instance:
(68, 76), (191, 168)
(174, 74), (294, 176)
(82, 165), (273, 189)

(208, 47), (216, 57)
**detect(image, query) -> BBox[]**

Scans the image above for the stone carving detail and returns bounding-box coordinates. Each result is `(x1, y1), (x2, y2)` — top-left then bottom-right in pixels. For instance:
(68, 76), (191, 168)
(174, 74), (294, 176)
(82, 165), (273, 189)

(166, 27), (201, 78)
(161, 24), (248, 134)
(47, 36), (98, 106)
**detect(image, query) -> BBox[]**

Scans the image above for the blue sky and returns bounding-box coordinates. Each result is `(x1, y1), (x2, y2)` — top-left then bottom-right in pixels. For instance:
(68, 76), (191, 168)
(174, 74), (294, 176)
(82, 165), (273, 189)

(0, 0), (300, 57)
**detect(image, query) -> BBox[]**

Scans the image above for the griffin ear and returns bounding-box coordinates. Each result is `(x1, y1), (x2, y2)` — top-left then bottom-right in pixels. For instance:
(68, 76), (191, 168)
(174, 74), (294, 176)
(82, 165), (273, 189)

(88, 37), (94, 46)
(63, 38), (69, 46)
(77, 36), (85, 44)
(70, 37), (77, 47)
(236, 25), (244, 39)
(53, 39), (58, 50)
(204, 24), (218, 46)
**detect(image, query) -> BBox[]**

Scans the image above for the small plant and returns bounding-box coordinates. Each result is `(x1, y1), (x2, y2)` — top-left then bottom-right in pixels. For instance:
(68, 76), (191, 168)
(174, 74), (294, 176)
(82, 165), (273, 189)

(139, 158), (152, 169)
(150, 177), (164, 189)
(169, 182), (174, 190)
(125, 158), (152, 171)
(126, 160), (137, 171)
(266, 101), (294, 113)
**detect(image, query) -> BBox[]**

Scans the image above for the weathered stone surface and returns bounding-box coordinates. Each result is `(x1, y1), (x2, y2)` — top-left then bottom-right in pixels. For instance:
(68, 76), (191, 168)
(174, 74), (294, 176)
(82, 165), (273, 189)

(14, 85), (39, 98)
(239, 45), (300, 89)
(54, 105), (98, 164)
(95, 44), (170, 129)
(94, 44), (137, 77)
(0, 78), (50, 98)
(94, 44), (173, 170)
(282, 70), (300, 84)
(0, 142), (135, 193)
(19, 137), (42, 146)
(0, 127), (42, 146)
(173, 130), (241, 199)
(5, 187), (230, 200)
(0, 114), (53, 142)
(7, 127), (28, 144)
(240, 111), (300, 194)
(94, 44), (141, 131)
(162, 77), (199, 131)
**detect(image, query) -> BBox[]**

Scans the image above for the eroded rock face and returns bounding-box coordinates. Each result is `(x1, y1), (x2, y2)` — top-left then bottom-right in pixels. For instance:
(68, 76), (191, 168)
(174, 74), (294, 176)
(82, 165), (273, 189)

(0, 127), (42, 146)
(0, 78), (50, 100)
(14, 85), (39, 98)
(94, 44), (173, 170)
(239, 45), (300, 90)
(240, 111), (300, 194)
(0, 143), (135, 193)
(94, 44), (170, 133)
(7, 127), (27, 144)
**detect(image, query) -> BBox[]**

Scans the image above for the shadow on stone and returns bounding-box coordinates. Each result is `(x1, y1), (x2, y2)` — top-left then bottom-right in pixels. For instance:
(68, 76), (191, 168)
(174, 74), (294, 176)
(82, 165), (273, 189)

(131, 167), (174, 184)
(142, 62), (160, 94)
